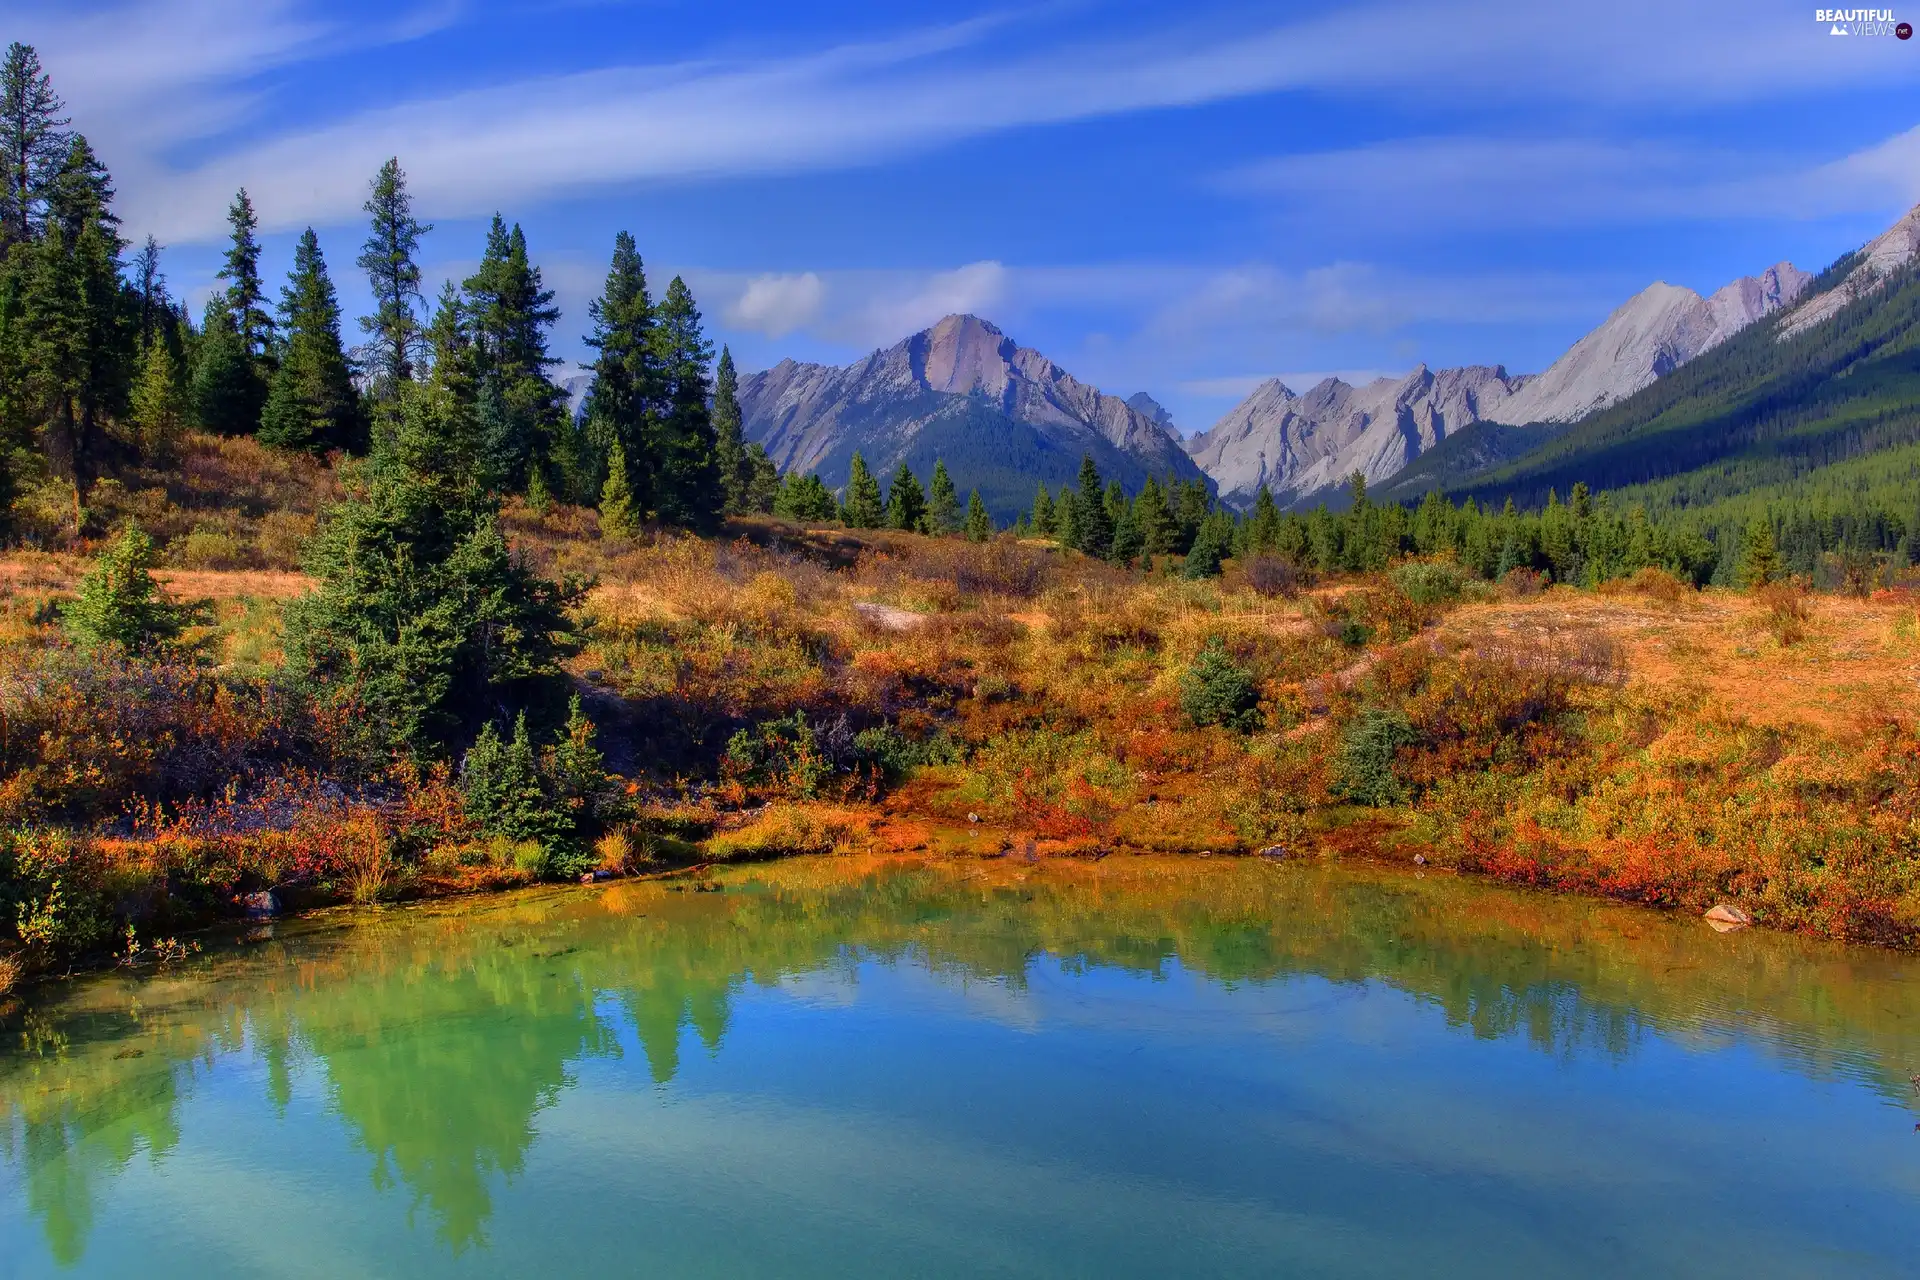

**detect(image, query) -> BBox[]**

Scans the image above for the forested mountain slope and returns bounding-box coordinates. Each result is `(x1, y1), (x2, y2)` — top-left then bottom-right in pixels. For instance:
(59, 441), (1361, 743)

(1375, 241), (1920, 566)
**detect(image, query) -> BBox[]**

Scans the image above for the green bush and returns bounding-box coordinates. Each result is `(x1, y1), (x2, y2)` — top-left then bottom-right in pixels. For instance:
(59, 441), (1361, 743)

(851, 724), (963, 780)
(1334, 708), (1418, 806)
(65, 522), (198, 653)
(459, 697), (613, 876)
(1180, 637), (1263, 732)
(1390, 560), (1469, 606)
(724, 712), (832, 798)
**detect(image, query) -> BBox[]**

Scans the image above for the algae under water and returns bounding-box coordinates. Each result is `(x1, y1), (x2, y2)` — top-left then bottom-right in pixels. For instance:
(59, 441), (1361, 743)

(1, 856), (1916, 1277)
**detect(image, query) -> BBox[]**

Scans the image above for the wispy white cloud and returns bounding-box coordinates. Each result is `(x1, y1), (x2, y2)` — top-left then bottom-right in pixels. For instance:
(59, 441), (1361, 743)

(1222, 126), (1920, 233)
(61, 0), (1910, 243)
(726, 272), (827, 338)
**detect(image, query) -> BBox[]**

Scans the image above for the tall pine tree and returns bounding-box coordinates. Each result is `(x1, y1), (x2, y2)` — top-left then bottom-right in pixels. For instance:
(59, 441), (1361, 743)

(712, 345), (754, 514)
(927, 460), (960, 535)
(465, 215), (564, 494)
(260, 228), (360, 453)
(1073, 455), (1113, 559)
(886, 462), (927, 531)
(648, 276), (721, 529)
(0, 43), (68, 251)
(357, 158), (430, 399)
(841, 452), (883, 528)
(581, 230), (657, 513)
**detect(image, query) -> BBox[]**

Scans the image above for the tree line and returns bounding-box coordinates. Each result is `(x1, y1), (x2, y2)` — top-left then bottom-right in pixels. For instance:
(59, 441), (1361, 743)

(0, 41), (782, 538)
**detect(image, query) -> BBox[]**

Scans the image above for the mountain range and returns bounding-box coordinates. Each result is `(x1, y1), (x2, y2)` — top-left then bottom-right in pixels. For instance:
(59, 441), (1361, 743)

(736, 313), (1205, 520)
(1184, 263), (1812, 509)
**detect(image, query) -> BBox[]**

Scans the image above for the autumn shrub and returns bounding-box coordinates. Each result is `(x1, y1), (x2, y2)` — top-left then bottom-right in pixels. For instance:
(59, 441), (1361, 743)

(1243, 555), (1303, 599)
(1598, 565), (1695, 605)
(0, 648), (288, 825)
(1501, 567), (1550, 597)
(1754, 582), (1813, 646)
(707, 803), (872, 860)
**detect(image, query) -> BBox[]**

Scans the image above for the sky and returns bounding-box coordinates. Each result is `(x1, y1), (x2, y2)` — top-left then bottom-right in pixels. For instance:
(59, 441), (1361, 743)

(14, 0), (1920, 430)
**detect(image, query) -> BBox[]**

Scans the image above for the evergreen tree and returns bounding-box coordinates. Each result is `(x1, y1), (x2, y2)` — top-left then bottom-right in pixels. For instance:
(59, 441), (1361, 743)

(1739, 518), (1783, 588)
(599, 438), (640, 537)
(1172, 479), (1210, 554)
(130, 335), (188, 459)
(964, 489), (992, 542)
(886, 461), (927, 531)
(357, 158), (430, 397)
(131, 235), (166, 351)
(192, 299), (257, 436)
(1074, 455), (1113, 559)
(259, 228), (359, 453)
(1245, 486), (1281, 554)
(1055, 483), (1080, 549)
(1180, 637), (1262, 732)
(775, 472), (838, 522)
(460, 714), (568, 853)
(649, 276), (721, 528)
(711, 345), (754, 513)
(743, 445), (781, 514)
(927, 459), (961, 534)
(465, 216), (565, 494)
(841, 452), (883, 528)
(65, 522), (193, 653)
(281, 384), (577, 759)
(218, 189), (273, 364)
(44, 134), (115, 247)
(18, 179), (126, 511)
(1030, 483), (1056, 536)
(0, 42), (68, 250)
(1134, 476), (1172, 555)
(1110, 500), (1143, 564)
(581, 231), (657, 509)
(1183, 513), (1229, 579)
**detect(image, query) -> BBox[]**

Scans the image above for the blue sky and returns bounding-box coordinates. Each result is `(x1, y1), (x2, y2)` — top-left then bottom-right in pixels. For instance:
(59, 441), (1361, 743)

(15, 0), (1920, 429)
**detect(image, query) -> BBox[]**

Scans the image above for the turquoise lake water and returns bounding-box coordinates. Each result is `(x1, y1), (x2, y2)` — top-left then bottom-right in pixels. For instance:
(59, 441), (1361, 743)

(2, 856), (1917, 1277)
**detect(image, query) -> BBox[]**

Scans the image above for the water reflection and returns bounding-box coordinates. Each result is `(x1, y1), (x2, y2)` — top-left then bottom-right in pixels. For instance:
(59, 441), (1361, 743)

(3, 856), (1917, 1267)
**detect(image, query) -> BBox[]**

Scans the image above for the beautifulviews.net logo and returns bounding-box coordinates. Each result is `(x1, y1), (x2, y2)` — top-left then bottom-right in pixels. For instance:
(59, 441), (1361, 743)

(1815, 7), (1912, 35)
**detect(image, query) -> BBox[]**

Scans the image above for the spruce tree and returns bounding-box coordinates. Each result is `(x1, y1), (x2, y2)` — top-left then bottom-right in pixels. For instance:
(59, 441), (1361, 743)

(1245, 486), (1281, 554)
(1074, 455), (1113, 559)
(465, 216), (564, 494)
(281, 384), (577, 759)
(0, 42), (69, 250)
(1183, 513), (1229, 579)
(219, 189), (273, 366)
(649, 276), (721, 528)
(260, 228), (359, 453)
(964, 489), (992, 543)
(131, 235), (166, 351)
(1172, 480), (1210, 555)
(357, 158), (430, 397)
(712, 345), (754, 513)
(886, 461), (927, 531)
(599, 438), (640, 537)
(1135, 476), (1172, 555)
(65, 522), (193, 653)
(841, 452), (883, 528)
(581, 231), (657, 512)
(1030, 483), (1055, 536)
(130, 336), (188, 459)
(192, 299), (257, 436)
(743, 445), (780, 514)
(1055, 483), (1080, 550)
(1739, 518), (1783, 588)
(776, 473), (838, 522)
(1110, 501), (1143, 565)
(19, 179), (126, 512)
(925, 459), (960, 534)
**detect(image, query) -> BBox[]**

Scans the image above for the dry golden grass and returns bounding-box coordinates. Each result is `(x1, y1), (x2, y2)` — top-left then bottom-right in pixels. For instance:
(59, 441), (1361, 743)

(1437, 588), (1919, 734)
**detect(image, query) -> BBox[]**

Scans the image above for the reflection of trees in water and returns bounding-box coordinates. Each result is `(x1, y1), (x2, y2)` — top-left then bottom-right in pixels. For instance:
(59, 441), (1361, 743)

(4, 859), (1919, 1264)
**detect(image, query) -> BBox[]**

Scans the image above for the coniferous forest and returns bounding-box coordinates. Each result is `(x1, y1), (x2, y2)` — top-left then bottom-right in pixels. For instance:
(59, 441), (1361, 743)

(0, 41), (1917, 990)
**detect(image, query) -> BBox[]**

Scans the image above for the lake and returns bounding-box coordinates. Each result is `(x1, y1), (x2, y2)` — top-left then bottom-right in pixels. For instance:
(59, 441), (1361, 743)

(2, 855), (1916, 1277)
